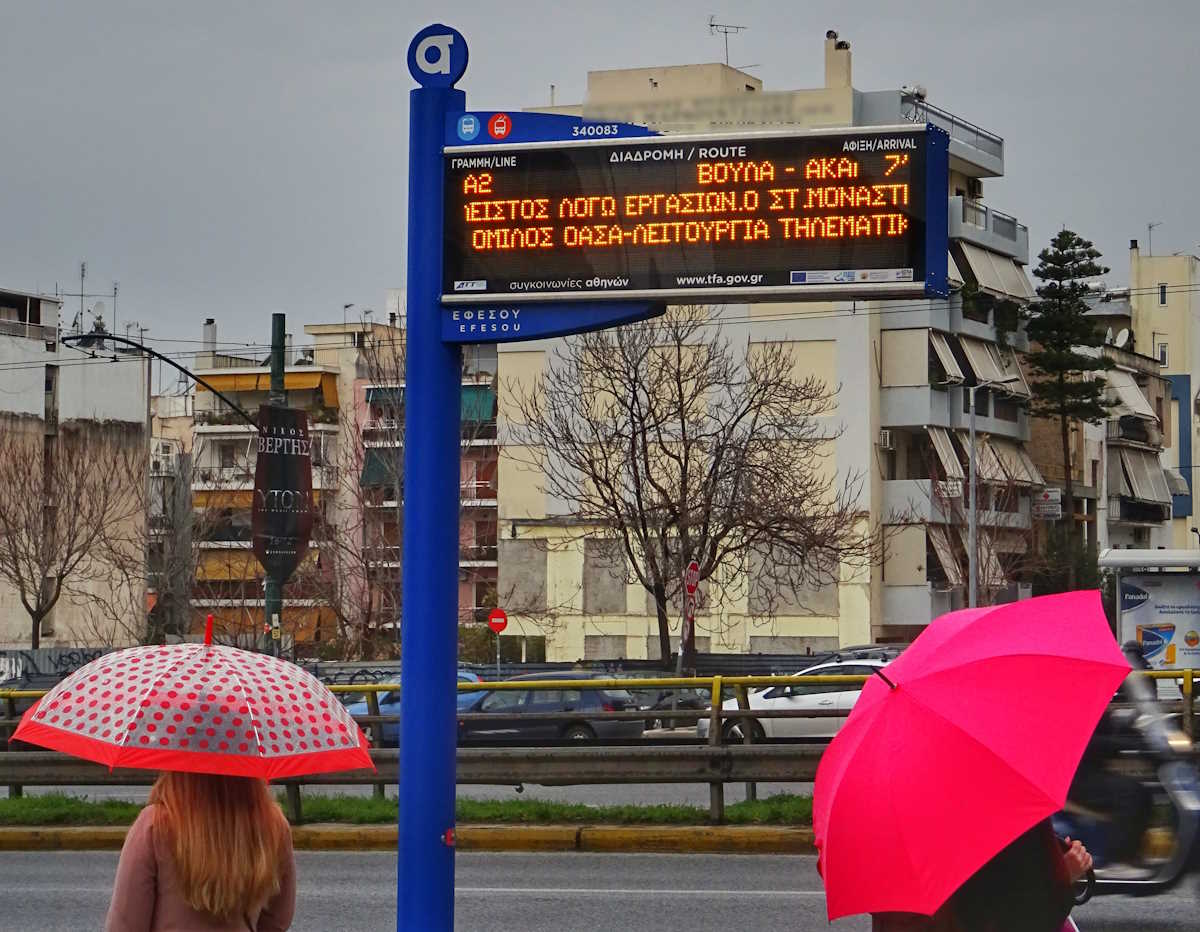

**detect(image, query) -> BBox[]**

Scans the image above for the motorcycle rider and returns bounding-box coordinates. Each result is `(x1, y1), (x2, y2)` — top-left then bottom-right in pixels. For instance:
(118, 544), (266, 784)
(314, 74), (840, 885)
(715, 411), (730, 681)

(1058, 642), (1154, 867)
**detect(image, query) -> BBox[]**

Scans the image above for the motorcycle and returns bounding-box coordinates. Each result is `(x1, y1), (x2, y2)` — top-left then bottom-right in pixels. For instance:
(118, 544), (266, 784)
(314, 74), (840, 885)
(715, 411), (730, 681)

(1055, 649), (1200, 898)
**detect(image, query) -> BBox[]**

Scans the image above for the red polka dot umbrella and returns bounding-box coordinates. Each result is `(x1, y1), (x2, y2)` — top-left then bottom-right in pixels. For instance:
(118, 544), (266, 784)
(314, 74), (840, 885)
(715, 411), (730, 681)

(13, 640), (372, 779)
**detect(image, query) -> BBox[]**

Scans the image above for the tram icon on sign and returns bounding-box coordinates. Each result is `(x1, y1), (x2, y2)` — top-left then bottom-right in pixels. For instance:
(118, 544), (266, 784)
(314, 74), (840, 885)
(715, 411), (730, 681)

(488, 113), (512, 139)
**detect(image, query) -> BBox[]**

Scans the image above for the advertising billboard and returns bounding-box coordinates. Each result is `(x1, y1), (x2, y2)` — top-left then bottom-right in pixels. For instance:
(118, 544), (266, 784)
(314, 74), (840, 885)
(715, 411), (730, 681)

(443, 124), (949, 304)
(1118, 574), (1200, 671)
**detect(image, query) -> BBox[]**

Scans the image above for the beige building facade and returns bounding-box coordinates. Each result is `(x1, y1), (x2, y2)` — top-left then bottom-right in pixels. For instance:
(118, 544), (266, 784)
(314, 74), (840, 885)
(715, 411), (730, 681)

(493, 32), (1039, 662)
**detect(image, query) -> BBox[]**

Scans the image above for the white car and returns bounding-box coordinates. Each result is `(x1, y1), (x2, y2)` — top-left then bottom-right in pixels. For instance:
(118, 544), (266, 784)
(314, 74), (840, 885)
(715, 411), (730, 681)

(697, 657), (893, 741)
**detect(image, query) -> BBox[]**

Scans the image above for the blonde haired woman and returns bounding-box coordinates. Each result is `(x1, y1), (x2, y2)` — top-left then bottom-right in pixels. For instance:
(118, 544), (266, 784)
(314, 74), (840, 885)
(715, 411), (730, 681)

(106, 772), (295, 931)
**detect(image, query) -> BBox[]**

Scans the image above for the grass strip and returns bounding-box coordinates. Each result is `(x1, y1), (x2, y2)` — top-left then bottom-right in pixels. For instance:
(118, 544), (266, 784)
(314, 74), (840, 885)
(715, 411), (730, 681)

(0, 792), (812, 827)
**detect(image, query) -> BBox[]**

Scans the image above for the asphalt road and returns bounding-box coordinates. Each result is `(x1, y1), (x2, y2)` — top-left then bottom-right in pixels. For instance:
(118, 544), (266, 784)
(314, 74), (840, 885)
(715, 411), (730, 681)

(0, 851), (1194, 931)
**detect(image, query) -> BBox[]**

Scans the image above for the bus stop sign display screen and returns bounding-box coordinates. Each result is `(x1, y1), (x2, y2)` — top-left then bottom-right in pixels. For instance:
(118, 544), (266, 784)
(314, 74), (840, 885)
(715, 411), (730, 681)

(443, 125), (947, 303)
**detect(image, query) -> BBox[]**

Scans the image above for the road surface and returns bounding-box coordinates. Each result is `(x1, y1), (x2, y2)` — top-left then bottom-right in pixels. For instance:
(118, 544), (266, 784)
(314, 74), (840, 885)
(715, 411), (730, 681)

(0, 850), (1193, 930)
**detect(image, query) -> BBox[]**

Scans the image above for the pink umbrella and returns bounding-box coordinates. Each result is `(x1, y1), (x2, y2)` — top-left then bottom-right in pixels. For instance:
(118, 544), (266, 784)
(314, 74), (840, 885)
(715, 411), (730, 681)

(814, 591), (1130, 921)
(14, 631), (371, 779)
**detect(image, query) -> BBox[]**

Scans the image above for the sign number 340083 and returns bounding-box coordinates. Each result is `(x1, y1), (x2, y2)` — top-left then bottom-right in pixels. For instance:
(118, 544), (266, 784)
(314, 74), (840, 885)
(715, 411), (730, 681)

(572, 123), (620, 137)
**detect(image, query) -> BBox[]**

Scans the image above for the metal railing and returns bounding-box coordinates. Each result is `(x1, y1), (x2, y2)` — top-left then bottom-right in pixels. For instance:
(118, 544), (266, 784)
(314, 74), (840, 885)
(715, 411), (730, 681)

(961, 199), (1028, 244)
(0, 319), (58, 342)
(3, 671), (1195, 823)
(903, 96), (1004, 160)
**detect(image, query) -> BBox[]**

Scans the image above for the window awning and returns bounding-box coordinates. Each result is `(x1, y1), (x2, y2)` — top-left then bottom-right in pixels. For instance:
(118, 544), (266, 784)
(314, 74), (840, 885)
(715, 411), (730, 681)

(957, 527), (1007, 587)
(927, 525), (964, 587)
(958, 242), (1035, 301)
(990, 438), (1041, 486)
(990, 344), (1031, 398)
(958, 336), (1008, 385)
(462, 385), (497, 422)
(1106, 369), (1157, 421)
(195, 370), (338, 408)
(1120, 448), (1172, 504)
(361, 448), (400, 488)
(1165, 468), (1190, 496)
(1016, 446), (1045, 486)
(947, 252), (964, 288)
(956, 433), (1008, 482)
(930, 331), (965, 382)
(366, 385), (404, 407)
(927, 426), (964, 480)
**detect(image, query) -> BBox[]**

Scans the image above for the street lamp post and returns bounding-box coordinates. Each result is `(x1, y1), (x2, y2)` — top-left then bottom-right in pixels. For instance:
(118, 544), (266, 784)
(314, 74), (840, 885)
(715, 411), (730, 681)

(966, 374), (1020, 608)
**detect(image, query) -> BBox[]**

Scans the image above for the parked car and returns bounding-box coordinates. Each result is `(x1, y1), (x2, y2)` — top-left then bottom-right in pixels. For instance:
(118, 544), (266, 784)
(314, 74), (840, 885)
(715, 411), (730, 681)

(343, 670), (483, 747)
(696, 650), (903, 742)
(458, 671), (644, 744)
(626, 685), (710, 730)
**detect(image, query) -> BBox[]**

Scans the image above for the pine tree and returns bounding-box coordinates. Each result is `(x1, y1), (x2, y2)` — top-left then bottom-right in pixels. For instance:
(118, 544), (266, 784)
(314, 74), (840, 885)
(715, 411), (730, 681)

(1023, 229), (1112, 589)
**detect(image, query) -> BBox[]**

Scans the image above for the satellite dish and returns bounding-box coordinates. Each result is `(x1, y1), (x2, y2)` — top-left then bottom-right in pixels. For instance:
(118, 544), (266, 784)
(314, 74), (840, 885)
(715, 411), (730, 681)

(1115, 328), (1130, 349)
(92, 300), (105, 318)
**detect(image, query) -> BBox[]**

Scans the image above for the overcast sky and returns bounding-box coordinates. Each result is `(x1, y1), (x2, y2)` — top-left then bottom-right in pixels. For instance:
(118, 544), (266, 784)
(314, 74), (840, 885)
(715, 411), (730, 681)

(2, 1), (1197, 355)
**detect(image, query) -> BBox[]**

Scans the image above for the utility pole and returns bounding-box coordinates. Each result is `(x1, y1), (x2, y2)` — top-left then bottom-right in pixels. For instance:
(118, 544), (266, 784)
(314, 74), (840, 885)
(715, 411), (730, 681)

(140, 324), (153, 642)
(263, 312), (287, 657)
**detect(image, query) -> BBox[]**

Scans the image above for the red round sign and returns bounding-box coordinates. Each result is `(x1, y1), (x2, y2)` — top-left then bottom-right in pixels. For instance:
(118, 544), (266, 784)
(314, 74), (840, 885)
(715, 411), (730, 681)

(487, 608), (508, 634)
(684, 560), (701, 595)
(487, 112), (511, 140)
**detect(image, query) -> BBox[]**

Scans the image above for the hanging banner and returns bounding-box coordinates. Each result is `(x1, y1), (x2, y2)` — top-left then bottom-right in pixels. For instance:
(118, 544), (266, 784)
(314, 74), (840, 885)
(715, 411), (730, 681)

(252, 406), (314, 582)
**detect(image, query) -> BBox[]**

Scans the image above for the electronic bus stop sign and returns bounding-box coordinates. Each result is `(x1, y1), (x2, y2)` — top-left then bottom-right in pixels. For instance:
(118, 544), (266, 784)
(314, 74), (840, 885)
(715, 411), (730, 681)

(399, 22), (948, 930)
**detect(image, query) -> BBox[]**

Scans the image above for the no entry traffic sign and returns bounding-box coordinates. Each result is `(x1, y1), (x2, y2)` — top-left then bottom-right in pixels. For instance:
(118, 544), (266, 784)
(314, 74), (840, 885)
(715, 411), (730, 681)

(684, 560), (700, 595)
(487, 608), (508, 634)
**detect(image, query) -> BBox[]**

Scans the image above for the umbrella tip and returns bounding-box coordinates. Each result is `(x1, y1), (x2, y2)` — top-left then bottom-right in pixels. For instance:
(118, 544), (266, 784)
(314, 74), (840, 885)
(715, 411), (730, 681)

(872, 669), (898, 690)
(204, 614), (214, 646)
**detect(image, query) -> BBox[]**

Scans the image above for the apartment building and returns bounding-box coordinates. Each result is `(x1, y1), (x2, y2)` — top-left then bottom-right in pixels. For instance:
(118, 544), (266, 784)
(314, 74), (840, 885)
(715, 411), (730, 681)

(358, 340), (500, 634)
(1126, 243), (1200, 547)
(187, 318), (349, 646)
(1025, 305), (1176, 554)
(493, 31), (1040, 660)
(0, 287), (146, 647)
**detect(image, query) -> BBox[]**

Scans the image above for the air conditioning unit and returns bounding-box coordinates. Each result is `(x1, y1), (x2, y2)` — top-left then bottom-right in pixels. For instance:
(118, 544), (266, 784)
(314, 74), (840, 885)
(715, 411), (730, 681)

(877, 429), (895, 450)
(967, 178), (983, 200)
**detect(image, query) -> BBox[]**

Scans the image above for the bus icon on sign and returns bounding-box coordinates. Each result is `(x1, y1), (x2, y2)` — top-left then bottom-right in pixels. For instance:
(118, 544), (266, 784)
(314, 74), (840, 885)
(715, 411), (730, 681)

(488, 113), (511, 140)
(457, 114), (480, 141)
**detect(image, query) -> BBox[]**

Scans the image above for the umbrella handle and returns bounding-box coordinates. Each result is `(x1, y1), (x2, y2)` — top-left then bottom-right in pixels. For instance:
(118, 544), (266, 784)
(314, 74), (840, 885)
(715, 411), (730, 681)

(1073, 868), (1095, 906)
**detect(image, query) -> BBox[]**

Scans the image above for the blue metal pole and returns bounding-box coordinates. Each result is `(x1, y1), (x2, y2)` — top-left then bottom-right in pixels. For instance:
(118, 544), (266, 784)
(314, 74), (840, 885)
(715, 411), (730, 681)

(399, 74), (464, 932)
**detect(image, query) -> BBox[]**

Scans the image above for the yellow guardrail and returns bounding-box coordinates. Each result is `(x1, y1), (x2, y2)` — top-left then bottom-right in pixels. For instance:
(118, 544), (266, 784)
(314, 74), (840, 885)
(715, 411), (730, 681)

(2, 669), (1197, 701)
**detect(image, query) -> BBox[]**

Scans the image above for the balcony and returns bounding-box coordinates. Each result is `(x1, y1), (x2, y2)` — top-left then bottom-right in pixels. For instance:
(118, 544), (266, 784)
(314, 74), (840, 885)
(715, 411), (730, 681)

(882, 585), (959, 626)
(880, 386), (953, 429)
(899, 93), (1004, 177)
(1107, 416), (1161, 449)
(461, 480), (498, 507)
(460, 544), (499, 567)
(883, 479), (955, 524)
(192, 465), (255, 489)
(0, 318), (57, 343)
(948, 197), (1029, 264)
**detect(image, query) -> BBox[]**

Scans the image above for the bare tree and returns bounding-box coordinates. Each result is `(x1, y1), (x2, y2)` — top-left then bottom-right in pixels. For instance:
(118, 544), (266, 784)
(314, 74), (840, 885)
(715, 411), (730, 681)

(74, 445), (195, 647)
(0, 416), (145, 648)
(509, 305), (884, 669)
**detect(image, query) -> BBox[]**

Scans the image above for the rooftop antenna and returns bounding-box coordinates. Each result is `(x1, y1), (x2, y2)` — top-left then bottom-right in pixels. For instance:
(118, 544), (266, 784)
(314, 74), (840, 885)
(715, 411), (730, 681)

(708, 15), (746, 66)
(1148, 221), (1162, 256)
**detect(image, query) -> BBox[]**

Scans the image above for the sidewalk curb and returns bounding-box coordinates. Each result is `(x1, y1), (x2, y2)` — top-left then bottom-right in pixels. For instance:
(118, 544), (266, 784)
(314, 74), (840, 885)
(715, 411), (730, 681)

(0, 823), (815, 854)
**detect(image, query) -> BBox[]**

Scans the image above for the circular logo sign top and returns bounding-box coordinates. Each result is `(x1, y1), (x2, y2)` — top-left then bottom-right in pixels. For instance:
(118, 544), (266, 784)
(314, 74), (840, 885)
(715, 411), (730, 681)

(407, 23), (468, 88)
(487, 113), (512, 140)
